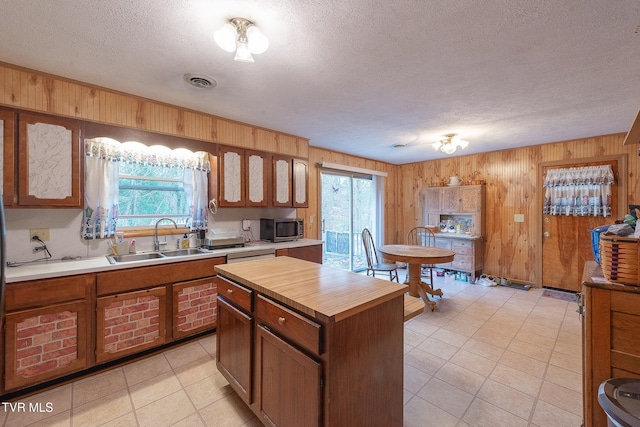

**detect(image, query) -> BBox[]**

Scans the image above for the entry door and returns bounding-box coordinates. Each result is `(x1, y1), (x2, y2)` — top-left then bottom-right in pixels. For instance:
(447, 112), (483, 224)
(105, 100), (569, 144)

(541, 159), (620, 291)
(320, 171), (376, 271)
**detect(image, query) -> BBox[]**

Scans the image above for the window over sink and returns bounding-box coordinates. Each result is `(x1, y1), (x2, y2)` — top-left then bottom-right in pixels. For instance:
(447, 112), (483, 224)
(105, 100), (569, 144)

(82, 138), (210, 239)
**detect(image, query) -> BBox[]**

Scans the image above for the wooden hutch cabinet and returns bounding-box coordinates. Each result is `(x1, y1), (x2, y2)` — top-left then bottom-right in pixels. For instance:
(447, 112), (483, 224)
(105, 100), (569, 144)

(423, 184), (486, 281)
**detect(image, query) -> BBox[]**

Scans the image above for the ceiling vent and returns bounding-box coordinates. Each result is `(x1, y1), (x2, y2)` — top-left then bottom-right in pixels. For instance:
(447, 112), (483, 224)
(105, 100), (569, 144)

(183, 73), (217, 89)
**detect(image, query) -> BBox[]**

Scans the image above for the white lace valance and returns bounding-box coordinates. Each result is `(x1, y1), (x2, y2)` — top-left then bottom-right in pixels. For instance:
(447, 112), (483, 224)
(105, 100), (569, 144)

(543, 165), (615, 217)
(84, 137), (210, 171)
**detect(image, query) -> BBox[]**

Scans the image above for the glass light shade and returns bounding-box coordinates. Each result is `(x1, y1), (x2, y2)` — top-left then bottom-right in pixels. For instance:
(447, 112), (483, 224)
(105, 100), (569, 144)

(454, 137), (469, 149)
(431, 142), (443, 151)
(440, 143), (457, 154)
(214, 23), (237, 52)
(247, 25), (269, 54)
(234, 41), (254, 62)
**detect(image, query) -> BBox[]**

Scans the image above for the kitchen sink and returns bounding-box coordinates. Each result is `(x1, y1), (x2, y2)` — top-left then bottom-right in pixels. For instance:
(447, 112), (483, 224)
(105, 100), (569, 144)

(106, 252), (166, 264)
(161, 248), (205, 257)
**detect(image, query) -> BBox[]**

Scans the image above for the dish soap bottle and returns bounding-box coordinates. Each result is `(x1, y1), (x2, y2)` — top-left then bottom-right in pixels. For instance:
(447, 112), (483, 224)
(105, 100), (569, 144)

(181, 233), (190, 249)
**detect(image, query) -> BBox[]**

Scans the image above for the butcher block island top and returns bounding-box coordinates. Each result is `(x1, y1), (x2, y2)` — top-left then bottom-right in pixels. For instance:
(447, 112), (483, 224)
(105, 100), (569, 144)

(215, 255), (408, 322)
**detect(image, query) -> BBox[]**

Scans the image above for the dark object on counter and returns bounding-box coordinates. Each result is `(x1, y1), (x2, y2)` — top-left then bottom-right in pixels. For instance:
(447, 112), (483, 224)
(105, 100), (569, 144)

(599, 378), (640, 427)
(260, 218), (303, 242)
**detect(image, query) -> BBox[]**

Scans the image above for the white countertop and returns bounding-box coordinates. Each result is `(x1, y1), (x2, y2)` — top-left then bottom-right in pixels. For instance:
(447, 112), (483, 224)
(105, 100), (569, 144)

(6, 239), (323, 283)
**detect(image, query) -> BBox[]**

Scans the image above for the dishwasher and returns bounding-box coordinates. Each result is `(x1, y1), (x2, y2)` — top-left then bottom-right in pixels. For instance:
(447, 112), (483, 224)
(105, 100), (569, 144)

(226, 248), (276, 264)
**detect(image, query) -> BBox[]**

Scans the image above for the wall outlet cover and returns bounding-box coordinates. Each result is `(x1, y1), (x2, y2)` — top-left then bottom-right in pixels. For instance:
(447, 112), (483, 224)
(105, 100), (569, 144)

(514, 214), (525, 223)
(30, 228), (50, 241)
(242, 219), (251, 231)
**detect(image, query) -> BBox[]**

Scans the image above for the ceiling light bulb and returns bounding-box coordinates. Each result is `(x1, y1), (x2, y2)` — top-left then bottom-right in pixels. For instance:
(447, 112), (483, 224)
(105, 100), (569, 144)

(247, 25), (269, 54)
(234, 41), (254, 62)
(214, 23), (237, 52)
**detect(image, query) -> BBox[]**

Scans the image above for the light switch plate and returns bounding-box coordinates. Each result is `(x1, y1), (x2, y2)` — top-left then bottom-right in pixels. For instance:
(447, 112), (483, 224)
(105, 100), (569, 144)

(514, 214), (525, 223)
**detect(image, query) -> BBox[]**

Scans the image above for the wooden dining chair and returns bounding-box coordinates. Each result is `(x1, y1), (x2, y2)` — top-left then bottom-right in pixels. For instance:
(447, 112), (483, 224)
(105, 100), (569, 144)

(406, 226), (437, 286)
(361, 228), (399, 282)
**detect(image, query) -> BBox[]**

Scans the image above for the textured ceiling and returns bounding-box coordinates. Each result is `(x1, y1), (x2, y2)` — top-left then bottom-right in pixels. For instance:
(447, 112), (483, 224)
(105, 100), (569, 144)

(0, 0), (639, 164)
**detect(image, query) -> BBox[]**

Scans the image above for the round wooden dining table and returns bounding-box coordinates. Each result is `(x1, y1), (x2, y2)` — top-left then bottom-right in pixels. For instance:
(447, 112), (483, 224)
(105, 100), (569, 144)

(378, 244), (455, 311)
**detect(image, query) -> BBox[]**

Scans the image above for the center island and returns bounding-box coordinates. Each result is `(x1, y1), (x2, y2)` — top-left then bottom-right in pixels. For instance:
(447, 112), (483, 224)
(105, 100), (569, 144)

(214, 256), (407, 427)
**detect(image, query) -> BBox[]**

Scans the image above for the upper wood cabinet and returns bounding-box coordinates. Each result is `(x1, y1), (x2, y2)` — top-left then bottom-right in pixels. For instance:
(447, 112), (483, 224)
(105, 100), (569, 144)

(17, 113), (82, 208)
(293, 158), (309, 208)
(424, 185), (485, 214)
(272, 154), (292, 207)
(218, 146), (270, 207)
(0, 109), (16, 206)
(272, 155), (309, 208)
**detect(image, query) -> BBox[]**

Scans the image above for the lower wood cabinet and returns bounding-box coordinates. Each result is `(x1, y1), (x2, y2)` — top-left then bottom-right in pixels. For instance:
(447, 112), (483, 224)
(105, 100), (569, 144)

(275, 244), (322, 264)
(216, 297), (253, 404)
(3, 274), (93, 392)
(254, 324), (322, 427)
(96, 286), (167, 364)
(172, 277), (218, 340)
(582, 262), (640, 427)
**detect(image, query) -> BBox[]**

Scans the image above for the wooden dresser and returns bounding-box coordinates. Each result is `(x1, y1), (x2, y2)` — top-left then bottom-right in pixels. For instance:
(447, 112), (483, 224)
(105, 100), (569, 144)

(581, 261), (640, 427)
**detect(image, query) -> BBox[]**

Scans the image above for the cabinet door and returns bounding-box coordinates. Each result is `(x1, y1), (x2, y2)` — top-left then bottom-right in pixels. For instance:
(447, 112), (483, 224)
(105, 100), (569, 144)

(441, 187), (461, 213)
(245, 150), (269, 207)
(4, 301), (89, 391)
(292, 158), (309, 208)
(459, 186), (482, 212)
(172, 277), (217, 339)
(254, 324), (322, 427)
(96, 286), (167, 364)
(219, 146), (245, 207)
(0, 109), (16, 206)
(423, 188), (442, 212)
(216, 297), (253, 404)
(272, 155), (292, 207)
(18, 113), (82, 207)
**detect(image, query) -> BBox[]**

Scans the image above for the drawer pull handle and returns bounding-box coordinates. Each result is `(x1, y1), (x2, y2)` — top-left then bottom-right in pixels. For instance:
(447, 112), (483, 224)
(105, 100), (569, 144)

(278, 317), (286, 325)
(227, 289), (233, 294)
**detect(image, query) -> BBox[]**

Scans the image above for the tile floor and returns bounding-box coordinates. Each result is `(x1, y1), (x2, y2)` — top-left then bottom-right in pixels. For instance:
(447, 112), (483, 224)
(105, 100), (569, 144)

(0, 272), (583, 427)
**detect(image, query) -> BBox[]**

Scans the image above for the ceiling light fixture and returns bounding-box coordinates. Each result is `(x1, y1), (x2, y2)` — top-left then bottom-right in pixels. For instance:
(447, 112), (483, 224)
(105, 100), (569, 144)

(432, 133), (469, 155)
(214, 17), (269, 63)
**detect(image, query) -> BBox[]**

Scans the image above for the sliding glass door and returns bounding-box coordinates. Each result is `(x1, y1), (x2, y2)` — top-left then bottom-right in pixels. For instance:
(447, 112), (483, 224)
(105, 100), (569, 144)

(320, 170), (378, 271)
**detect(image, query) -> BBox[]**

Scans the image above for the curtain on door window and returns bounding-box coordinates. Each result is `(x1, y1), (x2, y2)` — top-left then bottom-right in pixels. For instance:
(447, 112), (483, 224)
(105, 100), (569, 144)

(543, 165), (615, 217)
(82, 138), (210, 239)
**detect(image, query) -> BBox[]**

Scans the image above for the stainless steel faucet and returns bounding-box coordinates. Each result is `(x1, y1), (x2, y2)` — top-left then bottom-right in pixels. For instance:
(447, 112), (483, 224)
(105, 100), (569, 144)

(154, 218), (177, 251)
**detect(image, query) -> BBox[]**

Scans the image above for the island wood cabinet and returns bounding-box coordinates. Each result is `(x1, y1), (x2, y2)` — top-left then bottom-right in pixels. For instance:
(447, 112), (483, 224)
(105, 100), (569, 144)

(215, 257), (405, 427)
(581, 262), (640, 427)
(17, 112), (83, 208)
(3, 274), (93, 392)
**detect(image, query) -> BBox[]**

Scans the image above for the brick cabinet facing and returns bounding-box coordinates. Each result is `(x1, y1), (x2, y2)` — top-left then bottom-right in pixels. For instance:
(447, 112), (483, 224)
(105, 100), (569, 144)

(3, 275), (92, 392)
(96, 287), (166, 363)
(173, 278), (218, 339)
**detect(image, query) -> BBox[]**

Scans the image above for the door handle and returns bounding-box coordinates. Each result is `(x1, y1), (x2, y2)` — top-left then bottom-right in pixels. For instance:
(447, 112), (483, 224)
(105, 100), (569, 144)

(322, 219), (325, 233)
(543, 231), (550, 237)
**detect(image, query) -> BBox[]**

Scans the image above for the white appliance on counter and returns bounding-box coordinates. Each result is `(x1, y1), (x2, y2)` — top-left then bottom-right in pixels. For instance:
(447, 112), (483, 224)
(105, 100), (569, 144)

(226, 248), (276, 264)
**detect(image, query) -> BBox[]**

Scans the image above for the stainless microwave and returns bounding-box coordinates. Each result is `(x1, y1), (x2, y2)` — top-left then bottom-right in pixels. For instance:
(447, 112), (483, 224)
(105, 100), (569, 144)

(260, 218), (304, 242)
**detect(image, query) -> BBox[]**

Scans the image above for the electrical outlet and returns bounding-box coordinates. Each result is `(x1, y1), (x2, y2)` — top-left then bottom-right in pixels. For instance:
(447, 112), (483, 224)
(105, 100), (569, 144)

(242, 219), (251, 231)
(30, 228), (50, 242)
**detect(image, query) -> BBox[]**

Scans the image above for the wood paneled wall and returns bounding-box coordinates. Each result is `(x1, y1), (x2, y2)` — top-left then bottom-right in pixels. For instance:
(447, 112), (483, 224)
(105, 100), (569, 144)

(0, 62), (308, 157)
(3, 62), (638, 285)
(397, 134), (640, 285)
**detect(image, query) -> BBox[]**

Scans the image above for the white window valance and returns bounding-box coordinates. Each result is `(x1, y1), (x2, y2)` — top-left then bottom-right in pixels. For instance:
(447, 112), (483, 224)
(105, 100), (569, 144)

(543, 165), (615, 217)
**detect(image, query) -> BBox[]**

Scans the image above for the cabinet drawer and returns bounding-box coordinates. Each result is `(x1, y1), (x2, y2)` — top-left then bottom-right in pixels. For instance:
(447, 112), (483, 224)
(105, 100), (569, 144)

(216, 277), (252, 312)
(451, 256), (473, 271)
(5, 275), (91, 311)
(255, 295), (321, 355)
(451, 241), (473, 256)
